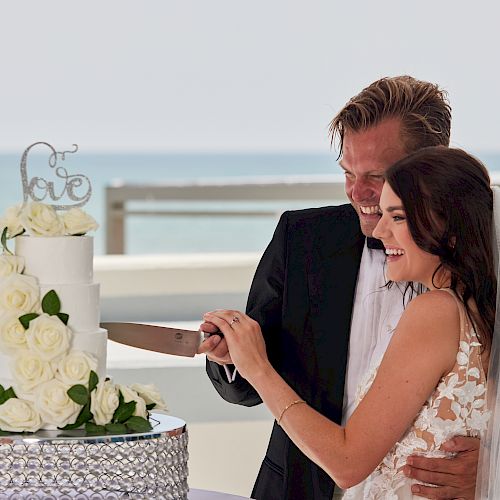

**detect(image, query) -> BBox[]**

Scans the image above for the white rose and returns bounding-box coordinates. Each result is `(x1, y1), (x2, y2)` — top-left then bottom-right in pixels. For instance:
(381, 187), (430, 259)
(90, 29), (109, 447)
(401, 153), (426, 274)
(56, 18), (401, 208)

(0, 254), (25, 277)
(0, 311), (28, 354)
(90, 380), (119, 425)
(62, 208), (99, 236)
(20, 202), (64, 237)
(56, 350), (97, 386)
(0, 204), (24, 239)
(34, 379), (80, 428)
(118, 384), (148, 418)
(25, 313), (72, 362)
(0, 273), (40, 315)
(0, 398), (41, 432)
(130, 383), (167, 411)
(11, 351), (55, 394)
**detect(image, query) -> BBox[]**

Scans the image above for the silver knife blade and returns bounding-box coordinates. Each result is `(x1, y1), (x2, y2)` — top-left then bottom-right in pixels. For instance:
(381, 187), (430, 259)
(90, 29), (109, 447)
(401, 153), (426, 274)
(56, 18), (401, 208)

(101, 322), (203, 357)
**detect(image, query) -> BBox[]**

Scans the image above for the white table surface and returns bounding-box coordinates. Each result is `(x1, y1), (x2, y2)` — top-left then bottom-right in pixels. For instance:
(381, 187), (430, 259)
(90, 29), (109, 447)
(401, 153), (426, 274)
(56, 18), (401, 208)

(189, 489), (252, 499)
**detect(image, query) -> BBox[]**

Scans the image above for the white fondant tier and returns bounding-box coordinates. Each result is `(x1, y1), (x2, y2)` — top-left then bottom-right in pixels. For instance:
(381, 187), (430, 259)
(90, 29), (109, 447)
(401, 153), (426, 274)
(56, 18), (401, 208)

(72, 327), (108, 381)
(0, 353), (12, 390)
(15, 236), (94, 284)
(39, 283), (100, 333)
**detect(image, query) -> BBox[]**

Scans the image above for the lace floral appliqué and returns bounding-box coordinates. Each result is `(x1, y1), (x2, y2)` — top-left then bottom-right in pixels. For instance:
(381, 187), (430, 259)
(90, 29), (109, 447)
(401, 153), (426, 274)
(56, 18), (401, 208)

(342, 290), (489, 499)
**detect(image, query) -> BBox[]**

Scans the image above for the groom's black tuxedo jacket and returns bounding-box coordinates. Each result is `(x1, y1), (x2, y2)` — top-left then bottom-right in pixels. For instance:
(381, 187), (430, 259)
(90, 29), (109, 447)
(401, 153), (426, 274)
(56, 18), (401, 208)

(206, 204), (366, 500)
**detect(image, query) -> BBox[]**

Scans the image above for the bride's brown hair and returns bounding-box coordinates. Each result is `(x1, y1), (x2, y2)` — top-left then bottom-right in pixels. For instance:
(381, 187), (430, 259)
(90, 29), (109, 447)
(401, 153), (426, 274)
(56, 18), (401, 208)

(385, 146), (496, 350)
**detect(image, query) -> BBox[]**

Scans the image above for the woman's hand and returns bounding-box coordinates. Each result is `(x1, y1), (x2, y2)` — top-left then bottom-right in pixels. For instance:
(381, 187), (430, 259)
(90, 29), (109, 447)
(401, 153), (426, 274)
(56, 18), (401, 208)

(196, 320), (233, 365)
(203, 310), (271, 383)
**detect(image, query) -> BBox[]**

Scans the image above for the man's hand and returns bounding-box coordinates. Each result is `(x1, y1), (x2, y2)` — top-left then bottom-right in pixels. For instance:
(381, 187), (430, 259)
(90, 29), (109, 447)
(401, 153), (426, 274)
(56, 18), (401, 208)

(403, 436), (480, 499)
(197, 320), (233, 365)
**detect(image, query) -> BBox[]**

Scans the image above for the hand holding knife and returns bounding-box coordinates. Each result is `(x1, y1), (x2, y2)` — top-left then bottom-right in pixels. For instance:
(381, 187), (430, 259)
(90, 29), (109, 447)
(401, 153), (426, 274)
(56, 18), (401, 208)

(102, 321), (237, 383)
(102, 322), (205, 358)
(102, 322), (225, 359)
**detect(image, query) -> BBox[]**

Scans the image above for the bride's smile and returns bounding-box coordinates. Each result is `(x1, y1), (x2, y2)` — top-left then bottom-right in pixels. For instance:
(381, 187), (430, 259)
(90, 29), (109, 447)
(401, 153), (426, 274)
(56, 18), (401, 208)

(373, 183), (446, 289)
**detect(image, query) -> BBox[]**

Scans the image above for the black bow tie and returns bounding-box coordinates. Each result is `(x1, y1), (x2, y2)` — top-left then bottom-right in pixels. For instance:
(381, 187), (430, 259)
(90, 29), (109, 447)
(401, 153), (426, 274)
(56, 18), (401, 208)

(366, 237), (385, 250)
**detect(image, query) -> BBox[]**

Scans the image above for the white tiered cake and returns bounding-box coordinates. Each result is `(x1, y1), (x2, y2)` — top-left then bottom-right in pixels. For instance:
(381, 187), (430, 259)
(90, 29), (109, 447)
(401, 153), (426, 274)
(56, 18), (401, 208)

(16, 235), (107, 378)
(0, 208), (189, 498)
(0, 236), (108, 395)
(0, 146), (189, 498)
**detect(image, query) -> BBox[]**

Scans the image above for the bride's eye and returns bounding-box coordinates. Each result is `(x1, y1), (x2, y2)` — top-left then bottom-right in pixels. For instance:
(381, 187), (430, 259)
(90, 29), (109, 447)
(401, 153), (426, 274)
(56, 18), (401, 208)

(392, 215), (405, 222)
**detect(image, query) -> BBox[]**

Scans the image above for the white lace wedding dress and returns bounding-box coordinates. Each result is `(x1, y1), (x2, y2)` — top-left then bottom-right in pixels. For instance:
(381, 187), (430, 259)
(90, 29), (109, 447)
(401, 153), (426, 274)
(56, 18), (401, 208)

(342, 289), (490, 499)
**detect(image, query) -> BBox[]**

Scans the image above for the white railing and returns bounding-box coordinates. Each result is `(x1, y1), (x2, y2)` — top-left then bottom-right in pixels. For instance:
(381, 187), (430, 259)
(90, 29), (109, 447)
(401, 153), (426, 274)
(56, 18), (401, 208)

(105, 173), (500, 254)
(105, 175), (347, 254)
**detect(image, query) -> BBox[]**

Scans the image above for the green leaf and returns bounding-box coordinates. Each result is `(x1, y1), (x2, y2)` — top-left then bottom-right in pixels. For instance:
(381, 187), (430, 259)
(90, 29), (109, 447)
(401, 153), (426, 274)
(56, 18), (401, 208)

(0, 386), (17, 405)
(113, 400), (136, 424)
(0, 385), (4, 396)
(5, 387), (16, 398)
(105, 423), (127, 434)
(67, 385), (89, 406)
(88, 371), (99, 393)
(19, 313), (39, 330)
(1, 227), (9, 254)
(126, 416), (152, 433)
(41, 290), (61, 315)
(145, 403), (156, 411)
(60, 404), (93, 430)
(11, 228), (25, 239)
(56, 312), (69, 325)
(85, 422), (106, 435)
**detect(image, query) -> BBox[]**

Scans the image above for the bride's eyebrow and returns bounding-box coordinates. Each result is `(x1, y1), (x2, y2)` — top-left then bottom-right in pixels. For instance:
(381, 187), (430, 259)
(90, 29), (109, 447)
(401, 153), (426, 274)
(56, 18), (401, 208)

(386, 206), (405, 212)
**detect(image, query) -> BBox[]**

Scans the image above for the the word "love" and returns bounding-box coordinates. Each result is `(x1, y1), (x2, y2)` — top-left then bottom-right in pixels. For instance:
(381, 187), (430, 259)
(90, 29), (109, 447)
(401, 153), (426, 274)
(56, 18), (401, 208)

(20, 142), (92, 210)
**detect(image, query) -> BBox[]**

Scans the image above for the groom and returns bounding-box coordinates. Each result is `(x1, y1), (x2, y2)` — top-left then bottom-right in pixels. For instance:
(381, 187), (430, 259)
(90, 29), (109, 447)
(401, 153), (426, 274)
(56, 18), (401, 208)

(199, 76), (480, 500)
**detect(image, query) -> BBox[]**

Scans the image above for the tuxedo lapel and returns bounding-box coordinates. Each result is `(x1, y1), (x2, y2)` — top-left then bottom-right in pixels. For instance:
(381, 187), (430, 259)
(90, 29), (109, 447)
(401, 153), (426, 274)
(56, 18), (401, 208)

(307, 221), (364, 421)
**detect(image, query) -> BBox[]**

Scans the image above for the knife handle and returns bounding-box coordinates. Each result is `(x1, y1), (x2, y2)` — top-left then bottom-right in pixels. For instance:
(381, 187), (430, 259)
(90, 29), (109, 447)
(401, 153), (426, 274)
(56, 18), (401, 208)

(203, 330), (225, 339)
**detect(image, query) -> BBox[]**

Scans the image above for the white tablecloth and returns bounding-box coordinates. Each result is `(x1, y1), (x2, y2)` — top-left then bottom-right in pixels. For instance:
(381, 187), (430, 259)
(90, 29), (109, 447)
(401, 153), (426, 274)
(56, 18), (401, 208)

(189, 489), (252, 499)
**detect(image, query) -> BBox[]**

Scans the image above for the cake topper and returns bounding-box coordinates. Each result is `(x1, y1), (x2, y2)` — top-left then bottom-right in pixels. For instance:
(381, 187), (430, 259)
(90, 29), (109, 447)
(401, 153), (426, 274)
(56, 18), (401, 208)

(20, 141), (92, 210)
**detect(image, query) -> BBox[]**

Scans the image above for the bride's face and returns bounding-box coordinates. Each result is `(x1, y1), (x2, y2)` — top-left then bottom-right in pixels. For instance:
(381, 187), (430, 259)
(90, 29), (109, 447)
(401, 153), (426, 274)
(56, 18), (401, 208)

(373, 183), (441, 288)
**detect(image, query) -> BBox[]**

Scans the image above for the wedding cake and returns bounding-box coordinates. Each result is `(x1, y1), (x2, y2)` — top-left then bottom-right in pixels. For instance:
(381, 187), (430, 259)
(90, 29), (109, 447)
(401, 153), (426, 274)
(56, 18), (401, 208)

(0, 144), (189, 499)
(0, 234), (107, 405)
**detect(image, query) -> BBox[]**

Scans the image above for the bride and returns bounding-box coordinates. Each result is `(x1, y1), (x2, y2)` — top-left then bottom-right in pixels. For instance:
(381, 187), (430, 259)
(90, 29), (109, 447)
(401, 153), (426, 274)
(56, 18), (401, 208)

(204, 146), (496, 499)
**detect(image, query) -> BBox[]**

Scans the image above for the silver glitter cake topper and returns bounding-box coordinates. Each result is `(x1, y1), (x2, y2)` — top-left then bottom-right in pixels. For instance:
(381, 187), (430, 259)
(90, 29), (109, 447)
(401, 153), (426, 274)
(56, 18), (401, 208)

(20, 141), (92, 210)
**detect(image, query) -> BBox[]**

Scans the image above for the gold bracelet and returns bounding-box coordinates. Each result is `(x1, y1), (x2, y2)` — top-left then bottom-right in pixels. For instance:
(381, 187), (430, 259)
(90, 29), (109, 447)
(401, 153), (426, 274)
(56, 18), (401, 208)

(277, 399), (306, 426)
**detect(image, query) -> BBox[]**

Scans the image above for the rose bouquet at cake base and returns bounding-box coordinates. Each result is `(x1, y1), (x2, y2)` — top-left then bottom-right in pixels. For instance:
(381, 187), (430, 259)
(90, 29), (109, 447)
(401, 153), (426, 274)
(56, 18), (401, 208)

(0, 202), (167, 434)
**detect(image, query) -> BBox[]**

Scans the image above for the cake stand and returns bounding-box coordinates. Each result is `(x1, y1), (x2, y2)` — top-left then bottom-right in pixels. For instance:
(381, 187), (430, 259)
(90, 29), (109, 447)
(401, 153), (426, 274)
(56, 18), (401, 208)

(0, 413), (188, 499)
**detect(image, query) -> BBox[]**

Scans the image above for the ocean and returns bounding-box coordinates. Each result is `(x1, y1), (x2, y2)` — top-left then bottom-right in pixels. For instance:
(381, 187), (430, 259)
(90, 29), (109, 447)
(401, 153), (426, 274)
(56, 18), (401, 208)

(2, 150), (499, 255)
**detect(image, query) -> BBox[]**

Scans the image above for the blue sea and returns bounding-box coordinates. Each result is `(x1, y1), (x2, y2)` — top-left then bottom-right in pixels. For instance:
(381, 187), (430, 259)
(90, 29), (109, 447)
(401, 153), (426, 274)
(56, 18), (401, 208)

(2, 150), (499, 255)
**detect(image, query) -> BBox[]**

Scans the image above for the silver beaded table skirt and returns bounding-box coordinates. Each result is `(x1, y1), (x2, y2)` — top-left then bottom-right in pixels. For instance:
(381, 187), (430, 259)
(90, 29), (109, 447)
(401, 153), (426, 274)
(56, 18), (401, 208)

(0, 413), (188, 499)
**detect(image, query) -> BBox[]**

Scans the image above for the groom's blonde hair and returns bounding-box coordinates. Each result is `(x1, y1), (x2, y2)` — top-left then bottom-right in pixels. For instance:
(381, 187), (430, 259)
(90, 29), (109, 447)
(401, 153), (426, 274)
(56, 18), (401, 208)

(329, 76), (451, 156)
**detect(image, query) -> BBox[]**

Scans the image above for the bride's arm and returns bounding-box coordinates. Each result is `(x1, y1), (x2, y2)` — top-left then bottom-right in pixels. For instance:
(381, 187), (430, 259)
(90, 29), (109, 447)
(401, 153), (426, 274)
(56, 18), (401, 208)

(204, 290), (460, 489)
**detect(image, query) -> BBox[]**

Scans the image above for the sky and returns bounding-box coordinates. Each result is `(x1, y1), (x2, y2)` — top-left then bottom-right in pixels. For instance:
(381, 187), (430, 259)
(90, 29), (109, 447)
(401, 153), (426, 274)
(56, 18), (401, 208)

(1, 1), (499, 153)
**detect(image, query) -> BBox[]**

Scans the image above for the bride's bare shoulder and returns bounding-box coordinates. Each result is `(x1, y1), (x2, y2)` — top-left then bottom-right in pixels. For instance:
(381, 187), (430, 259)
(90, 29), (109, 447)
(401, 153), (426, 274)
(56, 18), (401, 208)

(398, 289), (461, 343)
(393, 289), (461, 373)
(406, 289), (460, 317)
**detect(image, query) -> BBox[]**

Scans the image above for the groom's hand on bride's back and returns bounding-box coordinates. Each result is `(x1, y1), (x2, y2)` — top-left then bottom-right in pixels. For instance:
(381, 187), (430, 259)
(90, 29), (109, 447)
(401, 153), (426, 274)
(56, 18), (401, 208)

(403, 436), (479, 499)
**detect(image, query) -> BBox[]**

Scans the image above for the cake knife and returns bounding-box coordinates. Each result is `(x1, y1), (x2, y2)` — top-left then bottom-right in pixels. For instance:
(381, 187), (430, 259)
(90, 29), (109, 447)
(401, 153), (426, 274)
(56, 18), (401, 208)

(102, 322), (205, 357)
